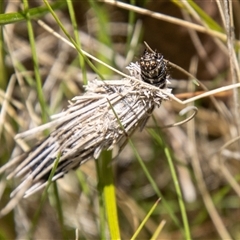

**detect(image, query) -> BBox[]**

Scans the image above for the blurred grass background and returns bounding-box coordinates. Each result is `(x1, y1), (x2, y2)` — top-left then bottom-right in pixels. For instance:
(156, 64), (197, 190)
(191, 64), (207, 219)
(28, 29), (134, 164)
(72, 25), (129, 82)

(0, 0), (240, 239)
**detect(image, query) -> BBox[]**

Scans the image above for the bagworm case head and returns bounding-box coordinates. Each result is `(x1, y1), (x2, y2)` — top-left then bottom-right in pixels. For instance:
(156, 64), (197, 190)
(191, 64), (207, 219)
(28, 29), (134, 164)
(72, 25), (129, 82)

(139, 48), (168, 89)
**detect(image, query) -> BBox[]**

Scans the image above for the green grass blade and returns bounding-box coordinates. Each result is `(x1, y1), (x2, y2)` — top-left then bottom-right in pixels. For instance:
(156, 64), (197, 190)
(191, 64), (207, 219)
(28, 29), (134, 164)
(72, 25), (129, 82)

(0, 29), (7, 90)
(128, 137), (182, 231)
(23, 0), (48, 124)
(52, 182), (66, 239)
(125, 0), (136, 54)
(43, 0), (104, 80)
(172, 0), (223, 32)
(150, 220), (166, 240)
(88, 0), (114, 75)
(165, 148), (191, 240)
(95, 159), (107, 239)
(187, 0), (223, 32)
(0, 1), (66, 25)
(66, 0), (88, 85)
(148, 128), (191, 240)
(101, 150), (121, 240)
(0, 0), (7, 90)
(130, 199), (160, 240)
(76, 170), (91, 197)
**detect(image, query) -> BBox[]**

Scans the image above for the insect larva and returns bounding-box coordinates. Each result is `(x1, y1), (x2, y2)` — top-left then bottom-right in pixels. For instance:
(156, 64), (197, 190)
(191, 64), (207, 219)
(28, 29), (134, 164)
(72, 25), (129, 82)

(0, 44), (171, 216)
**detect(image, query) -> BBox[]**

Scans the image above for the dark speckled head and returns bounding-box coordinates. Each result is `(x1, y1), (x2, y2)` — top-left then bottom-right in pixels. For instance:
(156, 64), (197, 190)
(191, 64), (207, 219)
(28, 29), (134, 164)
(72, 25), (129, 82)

(139, 44), (168, 89)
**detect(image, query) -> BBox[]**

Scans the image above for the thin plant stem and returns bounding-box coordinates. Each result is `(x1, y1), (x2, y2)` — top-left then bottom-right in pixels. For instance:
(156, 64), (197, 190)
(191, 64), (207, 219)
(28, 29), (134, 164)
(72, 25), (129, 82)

(23, 0), (48, 124)
(164, 148), (191, 240)
(66, 0), (88, 85)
